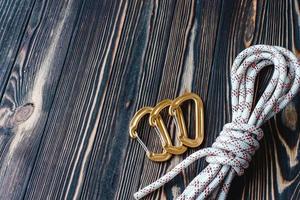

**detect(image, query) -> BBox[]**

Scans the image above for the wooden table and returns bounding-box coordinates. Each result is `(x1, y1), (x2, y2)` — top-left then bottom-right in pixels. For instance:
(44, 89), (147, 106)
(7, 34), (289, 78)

(0, 0), (299, 199)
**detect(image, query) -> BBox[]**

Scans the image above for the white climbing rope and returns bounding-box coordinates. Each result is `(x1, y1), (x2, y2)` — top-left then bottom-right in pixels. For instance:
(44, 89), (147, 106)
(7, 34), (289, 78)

(134, 45), (300, 200)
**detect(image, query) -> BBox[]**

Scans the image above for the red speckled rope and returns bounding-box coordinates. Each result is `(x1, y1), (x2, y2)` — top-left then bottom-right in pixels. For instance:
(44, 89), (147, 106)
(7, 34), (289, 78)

(134, 45), (300, 200)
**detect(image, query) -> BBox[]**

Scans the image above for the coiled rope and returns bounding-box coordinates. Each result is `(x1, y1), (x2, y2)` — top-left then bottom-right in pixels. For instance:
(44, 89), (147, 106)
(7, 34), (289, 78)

(134, 45), (300, 200)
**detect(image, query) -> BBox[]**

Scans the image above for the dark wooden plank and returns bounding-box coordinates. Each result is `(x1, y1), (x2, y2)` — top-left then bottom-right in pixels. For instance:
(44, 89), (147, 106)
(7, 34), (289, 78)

(0, 0), (36, 96)
(0, 0), (84, 199)
(24, 0), (131, 199)
(0, 0), (299, 200)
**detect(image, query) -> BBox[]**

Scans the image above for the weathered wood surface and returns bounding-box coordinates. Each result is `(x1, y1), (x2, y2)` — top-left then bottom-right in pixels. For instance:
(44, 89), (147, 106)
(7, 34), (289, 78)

(0, 0), (299, 199)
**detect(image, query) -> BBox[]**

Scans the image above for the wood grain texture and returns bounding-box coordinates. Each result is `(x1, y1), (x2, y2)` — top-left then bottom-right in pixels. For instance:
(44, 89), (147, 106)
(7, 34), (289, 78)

(0, 0), (36, 96)
(0, 0), (299, 200)
(0, 0), (84, 199)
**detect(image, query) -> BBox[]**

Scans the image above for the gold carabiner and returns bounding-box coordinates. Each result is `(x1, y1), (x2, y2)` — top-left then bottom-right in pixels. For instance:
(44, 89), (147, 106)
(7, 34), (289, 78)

(129, 92), (205, 162)
(149, 99), (187, 155)
(170, 92), (204, 148)
(129, 107), (172, 162)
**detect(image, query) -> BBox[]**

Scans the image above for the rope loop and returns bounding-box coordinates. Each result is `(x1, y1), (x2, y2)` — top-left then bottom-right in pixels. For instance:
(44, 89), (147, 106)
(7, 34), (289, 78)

(206, 122), (263, 176)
